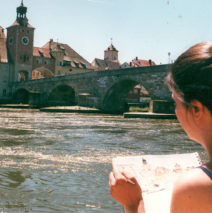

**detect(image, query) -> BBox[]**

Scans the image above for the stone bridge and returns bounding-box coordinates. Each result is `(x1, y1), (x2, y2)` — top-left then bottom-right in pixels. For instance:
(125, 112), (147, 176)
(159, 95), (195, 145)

(12, 64), (172, 113)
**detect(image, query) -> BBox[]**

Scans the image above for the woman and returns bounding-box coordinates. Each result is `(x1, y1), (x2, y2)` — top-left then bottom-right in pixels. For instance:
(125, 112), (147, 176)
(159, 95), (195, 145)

(109, 42), (212, 213)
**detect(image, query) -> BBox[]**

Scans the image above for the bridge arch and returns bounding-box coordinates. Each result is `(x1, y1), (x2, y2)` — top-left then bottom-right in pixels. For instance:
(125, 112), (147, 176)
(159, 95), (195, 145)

(102, 79), (148, 113)
(47, 84), (76, 106)
(32, 67), (54, 79)
(13, 88), (29, 104)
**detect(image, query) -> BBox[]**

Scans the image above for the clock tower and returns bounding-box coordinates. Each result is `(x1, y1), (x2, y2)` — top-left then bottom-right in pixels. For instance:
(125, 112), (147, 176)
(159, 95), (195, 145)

(7, 0), (34, 82)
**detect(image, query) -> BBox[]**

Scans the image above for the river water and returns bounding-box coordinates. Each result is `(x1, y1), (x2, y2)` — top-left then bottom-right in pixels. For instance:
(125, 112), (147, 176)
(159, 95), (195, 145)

(0, 109), (206, 212)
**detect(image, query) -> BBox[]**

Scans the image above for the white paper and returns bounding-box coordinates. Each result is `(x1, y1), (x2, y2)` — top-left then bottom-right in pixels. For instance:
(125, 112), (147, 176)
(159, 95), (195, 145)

(112, 152), (201, 213)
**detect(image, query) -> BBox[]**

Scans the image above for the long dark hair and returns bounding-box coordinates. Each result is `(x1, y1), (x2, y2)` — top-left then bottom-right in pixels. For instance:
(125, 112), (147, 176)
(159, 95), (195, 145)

(166, 42), (212, 113)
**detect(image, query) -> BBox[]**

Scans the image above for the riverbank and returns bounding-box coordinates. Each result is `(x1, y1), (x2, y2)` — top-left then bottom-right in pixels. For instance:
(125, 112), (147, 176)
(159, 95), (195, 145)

(39, 106), (101, 113)
(124, 112), (176, 119)
(0, 104), (101, 113)
(0, 104), (34, 109)
(0, 104), (177, 118)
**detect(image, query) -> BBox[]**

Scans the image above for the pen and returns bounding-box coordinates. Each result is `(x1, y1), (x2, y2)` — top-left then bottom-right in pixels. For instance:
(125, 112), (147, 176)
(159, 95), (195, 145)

(126, 179), (135, 185)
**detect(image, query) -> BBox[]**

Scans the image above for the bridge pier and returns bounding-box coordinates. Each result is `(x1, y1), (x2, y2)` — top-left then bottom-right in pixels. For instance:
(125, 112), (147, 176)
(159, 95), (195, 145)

(28, 92), (48, 107)
(150, 100), (175, 114)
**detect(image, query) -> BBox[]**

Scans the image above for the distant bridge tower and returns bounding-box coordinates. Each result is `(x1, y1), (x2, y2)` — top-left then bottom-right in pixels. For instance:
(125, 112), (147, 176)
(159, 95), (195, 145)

(104, 39), (119, 62)
(7, 0), (35, 82)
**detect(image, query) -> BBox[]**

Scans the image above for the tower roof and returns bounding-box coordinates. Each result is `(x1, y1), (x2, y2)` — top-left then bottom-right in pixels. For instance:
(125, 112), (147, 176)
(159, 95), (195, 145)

(105, 44), (118, 52)
(8, 20), (34, 28)
(9, 0), (33, 28)
(8, 1), (34, 28)
(17, 0), (27, 16)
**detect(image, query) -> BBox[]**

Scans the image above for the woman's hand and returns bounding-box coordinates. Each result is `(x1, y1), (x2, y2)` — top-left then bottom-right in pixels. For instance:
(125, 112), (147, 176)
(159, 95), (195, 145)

(109, 168), (145, 213)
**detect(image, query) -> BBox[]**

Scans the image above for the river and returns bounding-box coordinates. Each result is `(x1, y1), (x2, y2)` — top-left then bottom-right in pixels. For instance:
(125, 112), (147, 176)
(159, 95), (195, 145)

(0, 109), (206, 212)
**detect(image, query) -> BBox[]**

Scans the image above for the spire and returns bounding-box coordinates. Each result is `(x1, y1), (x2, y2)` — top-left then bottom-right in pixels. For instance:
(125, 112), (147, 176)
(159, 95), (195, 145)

(16, 0), (28, 27)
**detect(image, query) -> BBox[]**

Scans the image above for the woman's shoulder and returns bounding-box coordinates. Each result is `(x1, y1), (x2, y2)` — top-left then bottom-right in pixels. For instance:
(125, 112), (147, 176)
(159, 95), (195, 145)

(172, 167), (212, 196)
(176, 166), (212, 186)
(170, 167), (212, 213)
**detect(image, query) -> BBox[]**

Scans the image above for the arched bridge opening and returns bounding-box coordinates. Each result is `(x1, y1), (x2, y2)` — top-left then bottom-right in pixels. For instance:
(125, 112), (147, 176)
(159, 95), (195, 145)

(47, 85), (76, 106)
(126, 84), (151, 111)
(102, 79), (151, 114)
(18, 70), (29, 82)
(13, 88), (29, 104)
(32, 67), (53, 80)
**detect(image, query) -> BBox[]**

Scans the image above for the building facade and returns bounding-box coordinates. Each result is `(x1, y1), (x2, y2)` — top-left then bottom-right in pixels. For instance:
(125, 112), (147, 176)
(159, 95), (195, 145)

(0, 1), (93, 102)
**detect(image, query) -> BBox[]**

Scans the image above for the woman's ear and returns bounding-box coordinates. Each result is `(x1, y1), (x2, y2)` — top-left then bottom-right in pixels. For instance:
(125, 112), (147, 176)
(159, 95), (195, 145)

(190, 100), (204, 120)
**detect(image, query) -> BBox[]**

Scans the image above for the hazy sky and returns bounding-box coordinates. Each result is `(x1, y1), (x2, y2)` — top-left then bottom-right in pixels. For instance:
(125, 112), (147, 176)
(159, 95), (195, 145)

(1, 0), (212, 64)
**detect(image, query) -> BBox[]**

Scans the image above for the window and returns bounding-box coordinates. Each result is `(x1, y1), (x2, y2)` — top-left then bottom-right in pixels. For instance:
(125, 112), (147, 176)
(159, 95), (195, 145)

(57, 70), (61, 75)
(81, 63), (86, 69)
(3, 89), (6, 96)
(36, 58), (42, 64)
(44, 59), (50, 65)
(3, 76), (7, 83)
(134, 89), (138, 94)
(23, 55), (29, 62)
(74, 62), (79, 68)
(20, 55), (29, 62)
(56, 61), (63, 66)
(64, 61), (70, 66)
(9, 37), (13, 45)
(39, 52), (44, 57)
(3, 65), (8, 72)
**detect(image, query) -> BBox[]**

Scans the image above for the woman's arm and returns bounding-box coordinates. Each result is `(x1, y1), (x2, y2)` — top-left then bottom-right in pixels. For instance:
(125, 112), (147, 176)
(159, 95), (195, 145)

(109, 168), (145, 213)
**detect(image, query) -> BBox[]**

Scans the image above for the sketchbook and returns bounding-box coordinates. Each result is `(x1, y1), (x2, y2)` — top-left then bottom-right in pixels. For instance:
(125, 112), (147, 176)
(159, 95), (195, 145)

(112, 152), (202, 213)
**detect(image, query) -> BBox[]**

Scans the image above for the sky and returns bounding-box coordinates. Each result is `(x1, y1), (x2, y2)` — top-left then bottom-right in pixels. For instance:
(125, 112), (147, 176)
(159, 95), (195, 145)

(1, 0), (212, 64)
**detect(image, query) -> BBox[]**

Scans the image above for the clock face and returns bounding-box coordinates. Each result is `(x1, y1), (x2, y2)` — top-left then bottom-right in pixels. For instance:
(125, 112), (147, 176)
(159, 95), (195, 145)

(21, 36), (29, 45)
